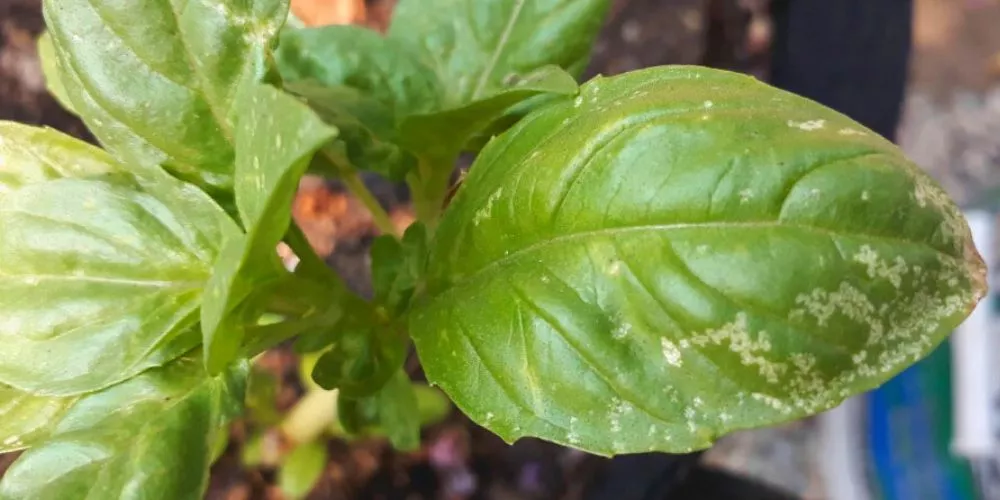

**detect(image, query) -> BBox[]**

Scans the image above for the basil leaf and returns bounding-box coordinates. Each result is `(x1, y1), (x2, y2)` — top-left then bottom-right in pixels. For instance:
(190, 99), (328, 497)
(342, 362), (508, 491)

(388, 0), (609, 104)
(35, 32), (76, 116)
(0, 385), (77, 453)
(275, 25), (441, 117)
(310, 322), (407, 397)
(286, 82), (416, 180)
(0, 123), (237, 396)
(43, 0), (288, 192)
(277, 441), (327, 500)
(409, 66), (987, 455)
(202, 83), (337, 373)
(0, 355), (247, 500)
(371, 222), (428, 316)
(337, 369), (420, 451)
(398, 65), (578, 159)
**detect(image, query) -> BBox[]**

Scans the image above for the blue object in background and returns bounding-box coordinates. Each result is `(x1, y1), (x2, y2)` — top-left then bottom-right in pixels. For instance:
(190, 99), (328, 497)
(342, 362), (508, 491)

(866, 341), (978, 500)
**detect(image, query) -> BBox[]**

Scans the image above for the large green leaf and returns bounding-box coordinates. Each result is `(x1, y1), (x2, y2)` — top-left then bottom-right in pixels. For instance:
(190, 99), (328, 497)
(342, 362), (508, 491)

(0, 385), (77, 453)
(0, 123), (237, 395)
(388, 0), (609, 105)
(276, 25), (441, 117)
(409, 66), (987, 455)
(201, 83), (337, 373)
(0, 355), (247, 500)
(42, 0), (288, 192)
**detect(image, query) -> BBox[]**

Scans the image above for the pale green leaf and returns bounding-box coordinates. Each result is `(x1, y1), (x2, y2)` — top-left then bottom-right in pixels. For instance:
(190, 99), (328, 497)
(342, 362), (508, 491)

(0, 355), (248, 500)
(409, 66), (987, 456)
(0, 123), (237, 396)
(277, 441), (327, 500)
(35, 32), (76, 116)
(201, 83), (337, 373)
(42, 0), (288, 192)
(0, 385), (77, 453)
(388, 0), (609, 105)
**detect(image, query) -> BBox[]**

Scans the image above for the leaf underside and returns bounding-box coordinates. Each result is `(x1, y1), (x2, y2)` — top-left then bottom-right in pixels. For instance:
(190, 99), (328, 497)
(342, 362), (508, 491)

(409, 66), (986, 456)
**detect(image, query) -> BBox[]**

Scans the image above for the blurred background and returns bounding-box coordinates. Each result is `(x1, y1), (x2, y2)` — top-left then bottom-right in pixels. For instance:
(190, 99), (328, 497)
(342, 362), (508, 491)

(2, 0), (1000, 498)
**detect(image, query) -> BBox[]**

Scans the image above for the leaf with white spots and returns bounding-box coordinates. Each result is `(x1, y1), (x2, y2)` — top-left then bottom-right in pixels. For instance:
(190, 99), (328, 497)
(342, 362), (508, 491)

(42, 0), (288, 194)
(0, 354), (247, 500)
(0, 123), (238, 395)
(201, 83), (337, 373)
(409, 66), (986, 455)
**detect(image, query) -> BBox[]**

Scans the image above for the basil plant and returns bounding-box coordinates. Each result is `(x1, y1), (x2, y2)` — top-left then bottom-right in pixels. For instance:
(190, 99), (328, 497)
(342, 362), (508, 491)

(0, 0), (985, 497)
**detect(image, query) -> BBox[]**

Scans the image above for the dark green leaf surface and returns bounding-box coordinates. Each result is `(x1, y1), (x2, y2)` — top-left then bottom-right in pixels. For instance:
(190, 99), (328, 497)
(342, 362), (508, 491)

(35, 32), (76, 116)
(0, 385), (77, 453)
(371, 222), (429, 316)
(276, 25), (441, 117)
(0, 123), (237, 395)
(278, 441), (327, 499)
(338, 369), (420, 451)
(43, 0), (288, 192)
(388, 0), (609, 105)
(286, 82), (416, 180)
(398, 65), (578, 159)
(0, 355), (248, 500)
(202, 83), (337, 373)
(410, 66), (987, 455)
(311, 320), (407, 397)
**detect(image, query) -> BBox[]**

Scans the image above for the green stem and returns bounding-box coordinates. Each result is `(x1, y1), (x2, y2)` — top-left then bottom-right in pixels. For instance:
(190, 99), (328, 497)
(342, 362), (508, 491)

(284, 221), (329, 277)
(409, 156), (455, 232)
(320, 148), (398, 237)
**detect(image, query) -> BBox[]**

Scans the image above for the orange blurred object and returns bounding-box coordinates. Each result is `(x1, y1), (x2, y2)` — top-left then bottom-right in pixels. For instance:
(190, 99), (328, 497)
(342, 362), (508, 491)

(291, 0), (366, 26)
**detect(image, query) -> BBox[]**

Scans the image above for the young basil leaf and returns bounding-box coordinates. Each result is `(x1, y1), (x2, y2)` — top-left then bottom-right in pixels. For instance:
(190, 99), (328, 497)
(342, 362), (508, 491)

(0, 123), (238, 396)
(398, 65), (579, 160)
(275, 25), (442, 117)
(201, 83), (337, 373)
(0, 355), (248, 500)
(409, 66), (987, 455)
(286, 82), (416, 180)
(277, 441), (328, 500)
(371, 222), (429, 316)
(337, 369), (420, 451)
(0, 385), (77, 453)
(311, 323), (407, 397)
(388, 0), (609, 104)
(42, 0), (288, 193)
(35, 31), (76, 116)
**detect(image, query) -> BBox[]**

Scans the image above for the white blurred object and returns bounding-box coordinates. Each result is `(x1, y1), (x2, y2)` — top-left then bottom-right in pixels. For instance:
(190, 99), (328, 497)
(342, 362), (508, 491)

(951, 210), (997, 459)
(817, 397), (872, 500)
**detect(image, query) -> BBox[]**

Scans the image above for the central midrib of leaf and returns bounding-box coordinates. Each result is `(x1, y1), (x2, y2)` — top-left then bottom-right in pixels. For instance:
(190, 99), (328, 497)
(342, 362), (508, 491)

(468, 0), (526, 101)
(428, 220), (961, 299)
